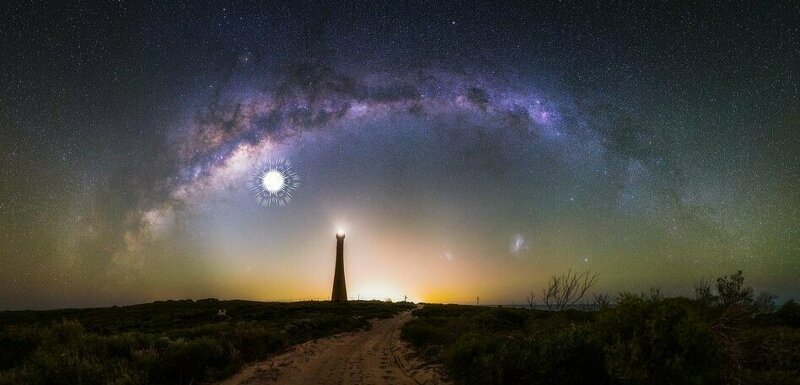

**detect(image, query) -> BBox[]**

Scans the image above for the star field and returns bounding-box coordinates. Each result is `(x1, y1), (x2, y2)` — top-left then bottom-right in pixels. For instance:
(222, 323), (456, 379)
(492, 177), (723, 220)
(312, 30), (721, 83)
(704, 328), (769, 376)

(0, 1), (798, 309)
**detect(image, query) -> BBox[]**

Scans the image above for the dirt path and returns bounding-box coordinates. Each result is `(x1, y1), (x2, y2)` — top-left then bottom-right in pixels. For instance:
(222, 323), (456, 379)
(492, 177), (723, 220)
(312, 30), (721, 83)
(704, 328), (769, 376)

(219, 309), (450, 385)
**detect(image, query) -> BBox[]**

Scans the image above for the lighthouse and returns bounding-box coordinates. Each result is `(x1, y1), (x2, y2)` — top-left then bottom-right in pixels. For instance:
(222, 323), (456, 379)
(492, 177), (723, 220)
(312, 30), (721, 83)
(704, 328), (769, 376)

(331, 231), (348, 302)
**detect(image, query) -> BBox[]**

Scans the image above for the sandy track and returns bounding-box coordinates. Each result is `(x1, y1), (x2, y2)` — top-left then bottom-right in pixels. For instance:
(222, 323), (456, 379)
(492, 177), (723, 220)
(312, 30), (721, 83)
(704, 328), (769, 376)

(219, 309), (450, 385)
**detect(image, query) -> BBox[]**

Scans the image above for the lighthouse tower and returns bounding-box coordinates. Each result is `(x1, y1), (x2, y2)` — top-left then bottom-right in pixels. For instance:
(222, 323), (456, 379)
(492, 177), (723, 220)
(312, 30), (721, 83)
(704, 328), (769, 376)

(331, 232), (348, 302)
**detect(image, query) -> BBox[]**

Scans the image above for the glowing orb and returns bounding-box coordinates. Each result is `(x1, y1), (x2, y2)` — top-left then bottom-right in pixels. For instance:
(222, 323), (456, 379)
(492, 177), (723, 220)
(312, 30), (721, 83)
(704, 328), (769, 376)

(250, 159), (299, 207)
(262, 170), (285, 193)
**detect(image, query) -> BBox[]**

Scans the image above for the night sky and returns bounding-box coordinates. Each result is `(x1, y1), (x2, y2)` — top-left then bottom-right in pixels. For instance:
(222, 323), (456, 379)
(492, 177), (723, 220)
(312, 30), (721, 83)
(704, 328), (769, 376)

(1, 1), (798, 309)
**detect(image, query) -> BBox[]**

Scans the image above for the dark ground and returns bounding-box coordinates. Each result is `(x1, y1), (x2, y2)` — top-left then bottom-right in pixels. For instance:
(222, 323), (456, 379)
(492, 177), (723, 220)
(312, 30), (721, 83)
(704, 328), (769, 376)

(401, 299), (800, 385)
(0, 299), (414, 385)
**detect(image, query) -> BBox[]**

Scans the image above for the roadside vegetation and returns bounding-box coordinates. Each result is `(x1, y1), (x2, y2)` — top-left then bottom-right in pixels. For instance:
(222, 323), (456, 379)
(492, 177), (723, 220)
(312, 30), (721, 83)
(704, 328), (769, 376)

(0, 299), (414, 385)
(402, 271), (800, 385)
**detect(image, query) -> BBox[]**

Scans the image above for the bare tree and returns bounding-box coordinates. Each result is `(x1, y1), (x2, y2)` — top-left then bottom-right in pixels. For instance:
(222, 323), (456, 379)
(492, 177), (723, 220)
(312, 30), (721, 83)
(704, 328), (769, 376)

(694, 279), (714, 301)
(542, 270), (598, 311)
(527, 291), (536, 310)
(647, 287), (663, 301)
(592, 292), (611, 310)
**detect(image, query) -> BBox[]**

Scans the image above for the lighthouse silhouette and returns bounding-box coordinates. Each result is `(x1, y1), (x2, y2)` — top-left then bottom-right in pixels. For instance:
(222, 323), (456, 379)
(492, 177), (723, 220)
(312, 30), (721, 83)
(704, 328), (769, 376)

(331, 232), (348, 302)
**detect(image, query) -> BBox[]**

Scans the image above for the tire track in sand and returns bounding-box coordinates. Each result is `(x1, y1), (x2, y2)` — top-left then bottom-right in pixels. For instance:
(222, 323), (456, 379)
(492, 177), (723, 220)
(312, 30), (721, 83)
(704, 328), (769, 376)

(219, 309), (449, 385)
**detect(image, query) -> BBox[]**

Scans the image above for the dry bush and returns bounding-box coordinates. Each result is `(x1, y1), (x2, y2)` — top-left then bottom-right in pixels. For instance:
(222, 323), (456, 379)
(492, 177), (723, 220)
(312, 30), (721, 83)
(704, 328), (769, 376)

(542, 270), (598, 312)
(527, 291), (536, 310)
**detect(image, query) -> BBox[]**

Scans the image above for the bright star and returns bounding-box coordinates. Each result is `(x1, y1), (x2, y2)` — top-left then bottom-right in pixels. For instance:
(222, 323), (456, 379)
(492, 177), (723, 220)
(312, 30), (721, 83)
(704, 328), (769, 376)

(262, 170), (285, 193)
(250, 159), (299, 207)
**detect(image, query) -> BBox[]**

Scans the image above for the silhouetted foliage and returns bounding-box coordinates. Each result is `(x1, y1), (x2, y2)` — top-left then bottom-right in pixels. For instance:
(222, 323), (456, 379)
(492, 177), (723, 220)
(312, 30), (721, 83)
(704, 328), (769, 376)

(542, 270), (598, 312)
(474, 307), (528, 332)
(716, 270), (753, 308)
(527, 291), (536, 310)
(737, 325), (800, 384)
(592, 292), (612, 310)
(598, 294), (722, 384)
(775, 300), (800, 327)
(445, 326), (606, 385)
(694, 279), (716, 312)
(754, 292), (777, 315)
(0, 300), (414, 385)
(402, 271), (800, 385)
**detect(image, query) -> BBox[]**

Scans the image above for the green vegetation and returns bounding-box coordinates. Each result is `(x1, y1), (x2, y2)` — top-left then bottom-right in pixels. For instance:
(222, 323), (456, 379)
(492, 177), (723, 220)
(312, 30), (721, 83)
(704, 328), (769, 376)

(0, 299), (414, 385)
(402, 272), (800, 385)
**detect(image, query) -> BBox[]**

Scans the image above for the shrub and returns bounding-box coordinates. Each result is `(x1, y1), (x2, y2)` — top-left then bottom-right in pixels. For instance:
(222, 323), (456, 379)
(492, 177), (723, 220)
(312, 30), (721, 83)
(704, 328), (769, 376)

(542, 270), (598, 312)
(473, 308), (527, 332)
(10, 347), (144, 385)
(444, 332), (507, 385)
(716, 271), (753, 308)
(146, 337), (235, 384)
(532, 325), (607, 385)
(775, 300), (800, 327)
(0, 326), (46, 370)
(598, 295), (721, 385)
(739, 326), (800, 374)
(401, 317), (456, 348)
(0, 301), (414, 385)
(232, 322), (284, 359)
(444, 326), (606, 385)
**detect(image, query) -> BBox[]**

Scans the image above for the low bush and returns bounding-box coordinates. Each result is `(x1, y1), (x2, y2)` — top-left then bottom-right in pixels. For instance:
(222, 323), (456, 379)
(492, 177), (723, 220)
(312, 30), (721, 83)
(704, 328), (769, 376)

(0, 300), (413, 385)
(738, 326), (800, 384)
(472, 307), (527, 332)
(145, 336), (236, 384)
(775, 300), (800, 327)
(443, 325), (606, 385)
(403, 281), (799, 385)
(597, 295), (722, 385)
(232, 321), (284, 359)
(404, 305), (606, 385)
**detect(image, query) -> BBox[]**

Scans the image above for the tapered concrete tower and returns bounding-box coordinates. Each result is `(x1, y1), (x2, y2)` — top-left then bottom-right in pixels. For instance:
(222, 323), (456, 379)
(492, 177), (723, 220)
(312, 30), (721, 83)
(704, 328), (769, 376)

(331, 232), (348, 302)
